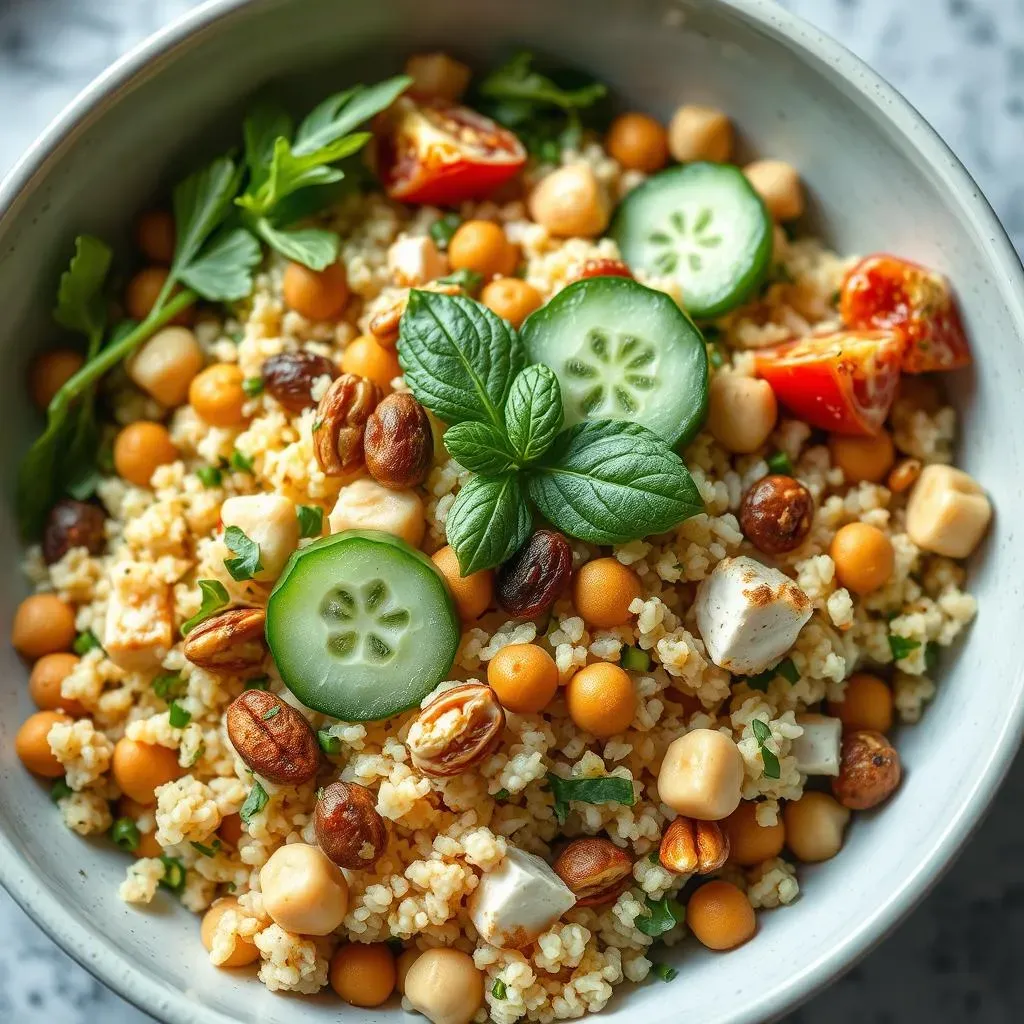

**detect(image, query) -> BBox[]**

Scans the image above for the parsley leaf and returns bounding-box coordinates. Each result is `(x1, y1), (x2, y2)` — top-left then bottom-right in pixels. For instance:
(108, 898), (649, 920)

(50, 778), (73, 803)
(430, 213), (462, 249)
(889, 634), (922, 662)
(253, 218), (340, 271)
(445, 473), (532, 576)
(176, 225), (261, 303)
(229, 450), (255, 474)
(153, 672), (185, 701)
(766, 451), (794, 475)
(181, 579), (230, 635)
(751, 718), (781, 780)
(635, 896), (683, 938)
(53, 235), (113, 339)
(479, 52), (606, 116)
(73, 630), (103, 656)
(504, 364), (563, 464)
(545, 773), (635, 825)
(196, 465), (222, 488)
(297, 504), (324, 539)
(240, 780), (269, 824)
(245, 676), (271, 691)
(191, 840), (222, 858)
(317, 729), (342, 755)
(223, 525), (264, 581)
(746, 657), (799, 692)
(172, 156), (245, 274)
(492, 979), (507, 1000)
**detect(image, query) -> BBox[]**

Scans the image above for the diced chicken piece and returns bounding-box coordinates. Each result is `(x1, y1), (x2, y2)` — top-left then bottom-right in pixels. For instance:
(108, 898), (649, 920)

(221, 494), (300, 583)
(694, 556), (812, 675)
(104, 563), (173, 671)
(328, 478), (425, 548)
(387, 235), (449, 288)
(468, 847), (576, 949)
(791, 713), (842, 777)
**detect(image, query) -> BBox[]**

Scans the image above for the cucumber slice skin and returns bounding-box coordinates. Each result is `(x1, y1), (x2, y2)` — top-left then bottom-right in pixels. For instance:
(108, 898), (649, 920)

(520, 276), (709, 447)
(266, 530), (459, 723)
(611, 162), (773, 320)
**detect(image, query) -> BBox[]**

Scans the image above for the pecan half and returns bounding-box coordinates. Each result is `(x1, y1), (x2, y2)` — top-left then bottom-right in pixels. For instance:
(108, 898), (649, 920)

(659, 817), (730, 875)
(315, 781), (388, 869)
(552, 838), (632, 906)
(183, 608), (267, 672)
(407, 683), (505, 777)
(313, 373), (381, 475)
(225, 689), (320, 785)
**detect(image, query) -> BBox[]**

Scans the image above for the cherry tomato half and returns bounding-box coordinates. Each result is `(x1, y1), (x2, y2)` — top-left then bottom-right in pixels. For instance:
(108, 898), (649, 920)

(375, 98), (526, 206)
(840, 254), (971, 374)
(566, 258), (634, 286)
(754, 330), (904, 436)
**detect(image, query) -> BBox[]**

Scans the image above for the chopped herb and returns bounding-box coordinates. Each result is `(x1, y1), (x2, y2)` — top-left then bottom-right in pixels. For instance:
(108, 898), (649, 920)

(196, 465), (223, 488)
(493, 788), (511, 802)
(830, 289), (841, 305)
(647, 850), (661, 864)
(888, 634), (922, 662)
(296, 504), (324, 539)
(635, 896), (683, 937)
(168, 700), (192, 728)
(225, 881), (237, 893)
(652, 963), (678, 983)
(227, 327), (245, 343)
(50, 778), (73, 803)
(242, 376), (264, 397)
(181, 579), (230, 635)
(776, 658), (800, 684)
(746, 657), (799, 691)
(708, 345), (726, 369)
(223, 524), (264, 581)
(229, 449), (255, 474)
(153, 672), (185, 700)
(240, 780), (269, 824)
(750, 718), (781, 780)
(317, 729), (342, 755)
(621, 646), (651, 672)
(262, 706), (281, 721)
(766, 450), (794, 475)
(925, 641), (940, 674)
(430, 213), (462, 249)
(745, 667), (775, 692)
(436, 268), (484, 293)
(110, 817), (141, 852)
(545, 772), (635, 825)
(72, 630), (102, 655)
(191, 839), (222, 858)
(158, 855), (187, 894)
(245, 675), (271, 690)
(492, 979), (508, 1000)
(185, 741), (206, 768)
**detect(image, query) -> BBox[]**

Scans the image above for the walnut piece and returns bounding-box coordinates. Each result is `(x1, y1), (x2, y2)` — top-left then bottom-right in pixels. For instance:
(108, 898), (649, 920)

(659, 816), (730, 875)
(314, 781), (388, 869)
(183, 607), (267, 672)
(364, 392), (433, 490)
(225, 689), (320, 785)
(407, 683), (505, 777)
(312, 373), (381, 475)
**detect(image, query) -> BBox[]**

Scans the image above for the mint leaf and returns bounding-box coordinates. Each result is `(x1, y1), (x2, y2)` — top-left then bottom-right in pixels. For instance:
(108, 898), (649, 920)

(545, 773), (635, 825)
(479, 53), (606, 113)
(172, 156), (244, 274)
(398, 290), (525, 430)
(445, 473), (532, 575)
(254, 218), (339, 271)
(635, 896), (683, 938)
(181, 579), (230, 635)
(240, 780), (269, 824)
(889, 634), (921, 662)
(223, 525), (263, 581)
(505, 364), (563, 463)
(296, 504), (324, 539)
(292, 76), (412, 156)
(751, 718), (781, 780)
(177, 227), (261, 302)
(527, 420), (703, 544)
(443, 422), (517, 476)
(54, 235), (113, 340)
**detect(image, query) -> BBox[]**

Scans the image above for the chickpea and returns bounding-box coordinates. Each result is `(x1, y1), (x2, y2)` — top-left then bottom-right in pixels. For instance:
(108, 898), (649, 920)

(707, 374), (778, 455)
(113, 421), (179, 488)
(667, 104), (733, 163)
(260, 842), (349, 935)
(12, 593), (77, 659)
(341, 335), (402, 394)
(135, 210), (176, 264)
(189, 363), (250, 428)
(432, 545), (493, 621)
(29, 349), (83, 410)
(783, 791), (851, 863)
(743, 160), (805, 222)
(828, 672), (894, 733)
(480, 278), (543, 328)
(283, 260), (350, 321)
(396, 948), (420, 994)
(527, 165), (611, 239)
(565, 663), (637, 737)
(830, 522), (894, 595)
(448, 221), (518, 280)
(572, 557), (642, 628)
(722, 801), (786, 867)
(15, 710), (69, 777)
(219, 812), (244, 848)
(404, 52), (471, 102)
(488, 644), (559, 714)
(829, 430), (895, 484)
(686, 880), (756, 951)
(127, 326), (204, 408)
(200, 897), (260, 968)
(135, 829), (163, 859)
(403, 948), (484, 1024)
(28, 653), (85, 716)
(658, 729), (744, 821)
(606, 112), (669, 173)
(111, 738), (183, 804)
(329, 942), (397, 1007)
(125, 267), (192, 325)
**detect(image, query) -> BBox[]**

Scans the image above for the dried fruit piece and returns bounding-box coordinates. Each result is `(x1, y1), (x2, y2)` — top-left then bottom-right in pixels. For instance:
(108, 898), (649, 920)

(364, 393), (434, 490)
(183, 608), (267, 672)
(832, 729), (901, 810)
(42, 499), (106, 565)
(407, 683), (504, 777)
(315, 781), (389, 869)
(495, 529), (572, 619)
(313, 373), (381, 475)
(262, 352), (340, 412)
(225, 689), (320, 785)
(551, 837), (633, 906)
(659, 817), (730, 874)
(739, 474), (814, 555)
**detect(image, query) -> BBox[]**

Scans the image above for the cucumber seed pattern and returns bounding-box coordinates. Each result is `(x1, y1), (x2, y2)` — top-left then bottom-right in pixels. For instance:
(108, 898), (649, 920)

(320, 579), (411, 664)
(648, 207), (723, 274)
(563, 327), (658, 419)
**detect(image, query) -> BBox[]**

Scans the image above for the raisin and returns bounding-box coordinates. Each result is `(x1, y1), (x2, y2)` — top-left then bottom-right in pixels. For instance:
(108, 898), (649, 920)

(261, 351), (340, 413)
(739, 474), (814, 555)
(496, 529), (572, 618)
(42, 499), (106, 565)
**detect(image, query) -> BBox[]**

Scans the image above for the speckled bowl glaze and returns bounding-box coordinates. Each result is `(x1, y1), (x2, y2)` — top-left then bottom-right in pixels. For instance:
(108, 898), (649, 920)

(0, 1), (1022, 1022)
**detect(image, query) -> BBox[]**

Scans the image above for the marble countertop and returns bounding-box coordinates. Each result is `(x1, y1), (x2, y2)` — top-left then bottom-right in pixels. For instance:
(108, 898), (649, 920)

(1, 0), (1022, 1021)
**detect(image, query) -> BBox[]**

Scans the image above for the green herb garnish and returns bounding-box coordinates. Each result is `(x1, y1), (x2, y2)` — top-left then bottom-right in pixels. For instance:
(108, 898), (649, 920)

(242, 376), (264, 397)
(296, 504), (324, 539)
(72, 630), (102, 656)
(750, 718), (781, 780)
(494, 788), (511, 802)
(925, 640), (940, 674)
(110, 817), (141, 852)
(492, 979), (508, 1000)
(152, 672), (185, 701)
(745, 657), (799, 692)
(888, 634), (922, 662)
(635, 896), (683, 938)
(228, 449), (255, 475)
(430, 213), (462, 249)
(262, 706), (281, 721)
(240, 781), (269, 824)
(50, 778), (73, 803)
(317, 729), (342, 755)
(652, 963), (678, 983)
(196, 465), (223, 488)
(223, 525), (264, 581)
(435, 268), (485, 293)
(766, 451), (794, 475)
(168, 700), (192, 728)
(191, 840), (222, 858)
(245, 676), (271, 691)
(621, 646), (651, 672)
(158, 855), (187, 894)
(180, 579), (230, 636)
(545, 772), (635, 825)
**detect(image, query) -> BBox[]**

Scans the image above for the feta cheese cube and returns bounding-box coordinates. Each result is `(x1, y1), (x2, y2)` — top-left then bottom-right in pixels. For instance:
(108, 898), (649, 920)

(386, 235), (449, 287)
(104, 562), (173, 671)
(791, 713), (842, 776)
(468, 847), (576, 949)
(694, 556), (812, 675)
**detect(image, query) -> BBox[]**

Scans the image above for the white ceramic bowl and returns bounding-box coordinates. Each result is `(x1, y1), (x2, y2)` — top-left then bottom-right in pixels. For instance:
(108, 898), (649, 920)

(1, 1), (1022, 1022)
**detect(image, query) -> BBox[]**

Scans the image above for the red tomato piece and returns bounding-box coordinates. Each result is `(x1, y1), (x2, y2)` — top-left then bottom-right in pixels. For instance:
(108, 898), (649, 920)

(375, 98), (526, 206)
(566, 258), (634, 286)
(840, 254), (971, 374)
(754, 330), (904, 436)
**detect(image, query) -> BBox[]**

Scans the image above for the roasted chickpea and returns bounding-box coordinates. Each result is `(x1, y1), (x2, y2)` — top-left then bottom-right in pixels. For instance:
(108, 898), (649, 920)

(686, 880), (756, 950)
(487, 643), (559, 714)
(448, 221), (518, 280)
(572, 557), (642, 628)
(341, 335), (402, 393)
(829, 430), (895, 484)
(739, 474), (814, 555)
(606, 112), (669, 173)
(113, 421), (179, 488)
(283, 260), (350, 321)
(432, 546), (493, 621)
(830, 522), (894, 595)
(833, 729), (901, 810)
(722, 801), (786, 867)
(127, 326), (204, 408)
(200, 898), (260, 967)
(403, 948), (484, 1024)
(828, 672), (894, 733)
(743, 160), (805, 222)
(260, 842), (349, 935)
(784, 791), (851, 863)
(218, 812), (244, 848)
(125, 267), (192, 325)
(396, 948), (420, 994)
(29, 349), (83, 410)
(527, 164), (611, 238)
(135, 210), (176, 264)
(189, 363), (249, 427)
(667, 104), (733, 163)
(29, 653), (85, 716)
(111, 738), (183, 804)
(480, 277), (543, 328)
(565, 663), (637, 737)
(12, 593), (77, 659)
(329, 942), (397, 1007)
(15, 710), (69, 777)
(658, 729), (744, 821)
(707, 374), (778, 454)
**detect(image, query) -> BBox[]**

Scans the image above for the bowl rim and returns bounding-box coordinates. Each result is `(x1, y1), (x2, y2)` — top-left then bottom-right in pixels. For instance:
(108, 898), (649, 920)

(2, 2), (1023, 1023)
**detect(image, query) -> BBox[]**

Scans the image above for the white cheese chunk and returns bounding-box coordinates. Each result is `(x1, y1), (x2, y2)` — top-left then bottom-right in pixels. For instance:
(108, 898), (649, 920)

(694, 556), (812, 675)
(221, 494), (300, 583)
(791, 713), (843, 777)
(468, 847), (576, 949)
(104, 562), (173, 671)
(386, 235), (449, 287)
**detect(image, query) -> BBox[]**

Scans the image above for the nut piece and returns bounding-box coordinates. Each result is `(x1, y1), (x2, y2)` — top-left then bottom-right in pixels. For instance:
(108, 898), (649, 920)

(551, 838), (632, 906)
(315, 781), (389, 869)
(407, 683), (505, 777)
(496, 529), (573, 619)
(832, 729), (901, 810)
(225, 689), (320, 785)
(42, 499), (106, 564)
(313, 373), (381, 475)
(740, 474), (814, 555)
(370, 282), (463, 348)
(659, 817), (730, 875)
(262, 351), (340, 412)
(364, 393), (434, 490)
(183, 607), (267, 672)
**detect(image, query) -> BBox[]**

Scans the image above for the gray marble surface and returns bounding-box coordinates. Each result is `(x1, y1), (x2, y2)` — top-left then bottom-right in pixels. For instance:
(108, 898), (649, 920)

(1, 0), (1022, 1021)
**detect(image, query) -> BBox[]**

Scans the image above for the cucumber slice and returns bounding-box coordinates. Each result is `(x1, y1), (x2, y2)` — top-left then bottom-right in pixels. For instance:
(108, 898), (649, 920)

(266, 530), (459, 722)
(611, 162), (773, 319)
(520, 276), (708, 446)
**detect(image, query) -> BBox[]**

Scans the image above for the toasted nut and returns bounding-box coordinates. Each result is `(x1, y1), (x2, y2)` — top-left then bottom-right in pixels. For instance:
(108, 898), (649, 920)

(369, 282), (463, 348)
(659, 817), (730, 875)
(315, 781), (389, 869)
(313, 373), (381, 475)
(739, 474), (814, 555)
(552, 838), (632, 906)
(364, 393), (434, 490)
(407, 683), (504, 777)
(832, 729), (901, 810)
(225, 689), (320, 785)
(887, 457), (922, 494)
(183, 608), (267, 671)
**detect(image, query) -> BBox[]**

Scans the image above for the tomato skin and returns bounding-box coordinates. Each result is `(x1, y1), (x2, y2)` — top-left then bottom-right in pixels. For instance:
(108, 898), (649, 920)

(754, 330), (904, 436)
(566, 259), (634, 286)
(376, 98), (526, 206)
(840, 254), (971, 374)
